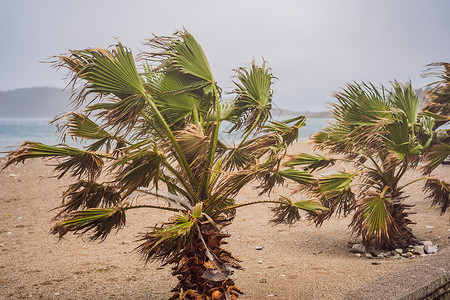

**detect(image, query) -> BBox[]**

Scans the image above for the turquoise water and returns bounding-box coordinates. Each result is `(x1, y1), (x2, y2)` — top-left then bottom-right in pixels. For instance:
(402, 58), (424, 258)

(0, 118), (331, 155)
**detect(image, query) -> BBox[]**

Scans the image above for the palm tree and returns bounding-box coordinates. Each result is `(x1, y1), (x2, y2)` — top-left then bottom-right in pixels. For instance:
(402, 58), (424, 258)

(2, 29), (326, 299)
(285, 80), (449, 250)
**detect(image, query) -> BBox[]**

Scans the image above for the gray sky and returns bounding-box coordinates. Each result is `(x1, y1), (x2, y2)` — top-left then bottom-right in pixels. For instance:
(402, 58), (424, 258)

(1, 0), (449, 111)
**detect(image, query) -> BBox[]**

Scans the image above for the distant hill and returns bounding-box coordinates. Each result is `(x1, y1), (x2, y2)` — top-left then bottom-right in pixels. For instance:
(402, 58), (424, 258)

(0, 87), (70, 118)
(271, 107), (331, 118)
(0, 87), (331, 119)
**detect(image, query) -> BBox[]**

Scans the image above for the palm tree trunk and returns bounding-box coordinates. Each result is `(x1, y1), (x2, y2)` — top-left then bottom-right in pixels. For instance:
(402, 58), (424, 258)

(168, 218), (243, 300)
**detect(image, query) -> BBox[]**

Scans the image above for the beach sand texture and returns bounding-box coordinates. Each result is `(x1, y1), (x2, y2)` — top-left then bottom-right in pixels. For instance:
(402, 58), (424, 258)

(0, 141), (448, 299)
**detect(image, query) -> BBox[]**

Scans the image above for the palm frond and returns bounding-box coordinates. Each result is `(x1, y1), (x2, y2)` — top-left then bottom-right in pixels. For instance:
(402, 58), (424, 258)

(136, 212), (197, 263)
(270, 196), (327, 225)
(51, 206), (127, 241)
(278, 168), (316, 186)
(3, 142), (109, 181)
(388, 82), (419, 125)
(284, 153), (336, 171)
(175, 123), (211, 177)
(422, 143), (450, 174)
(113, 141), (165, 195)
(423, 178), (449, 214)
(351, 190), (396, 247)
(56, 181), (122, 217)
(232, 60), (274, 133)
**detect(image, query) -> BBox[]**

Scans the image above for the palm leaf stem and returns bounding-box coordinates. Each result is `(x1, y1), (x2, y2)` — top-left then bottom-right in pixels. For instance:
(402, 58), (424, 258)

(215, 199), (286, 214)
(200, 87), (221, 199)
(200, 121), (219, 199)
(142, 94), (198, 189)
(397, 176), (432, 191)
(135, 188), (192, 210)
(124, 204), (180, 213)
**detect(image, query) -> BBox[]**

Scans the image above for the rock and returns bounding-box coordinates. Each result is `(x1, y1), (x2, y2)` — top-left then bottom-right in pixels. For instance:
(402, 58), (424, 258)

(419, 240), (433, 246)
(424, 244), (438, 254)
(402, 252), (413, 258)
(393, 254), (401, 259)
(259, 278), (267, 283)
(365, 253), (373, 259)
(257, 260), (263, 264)
(380, 252), (392, 257)
(350, 244), (367, 254)
(420, 254), (427, 257)
(394, 248), (403, 254)
(355, 253), (361, 257)
(413, 245), (425, 255)
(376, 254), (385, 259)
(255, 246), (263, 250)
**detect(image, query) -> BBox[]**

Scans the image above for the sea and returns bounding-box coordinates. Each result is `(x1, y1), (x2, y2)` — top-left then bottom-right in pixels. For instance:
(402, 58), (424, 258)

(0, 117), (331, 156)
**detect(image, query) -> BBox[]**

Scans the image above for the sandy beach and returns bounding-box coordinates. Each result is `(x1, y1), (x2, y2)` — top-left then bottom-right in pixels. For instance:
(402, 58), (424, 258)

(0, 141), (448, 299)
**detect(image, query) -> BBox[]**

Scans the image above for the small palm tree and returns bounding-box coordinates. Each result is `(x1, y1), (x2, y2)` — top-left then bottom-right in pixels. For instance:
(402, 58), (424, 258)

(285, 78), (449, 250)
(2, 29), (326, 299)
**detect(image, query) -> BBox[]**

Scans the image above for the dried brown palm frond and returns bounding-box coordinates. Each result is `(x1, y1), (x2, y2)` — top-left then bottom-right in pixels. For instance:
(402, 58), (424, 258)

(423, 178), (449, 214)
(55, 181), (122, 218)
(175, 123), (211, 177)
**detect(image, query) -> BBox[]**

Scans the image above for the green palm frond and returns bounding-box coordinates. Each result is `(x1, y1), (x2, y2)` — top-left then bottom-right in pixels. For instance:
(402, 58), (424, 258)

(54, 43), (145, 110)
(352, 189), (396, 247)
(232, 60), (274, 133)
(144, 29), (216, 96)
(423, 178), (449, 214)
(137, 211), (198, 263)
(3, 141), (109, 181)
(278, 168), (316, 186)
(270, 197), (327, 225)
(388, 82), (419, 125)
(316, 171), (354, 196)
(51, 206), (127, 241)
(284, 153), (336, 172)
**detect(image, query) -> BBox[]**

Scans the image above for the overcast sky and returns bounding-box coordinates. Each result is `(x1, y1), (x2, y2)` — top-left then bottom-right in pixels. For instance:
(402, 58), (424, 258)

(1, 0), (449, 111)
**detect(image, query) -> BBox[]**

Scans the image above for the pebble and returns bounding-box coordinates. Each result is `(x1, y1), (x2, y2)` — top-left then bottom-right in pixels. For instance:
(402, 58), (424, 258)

(260, 278), (267, 283)
(425, 225), (434, 229)
(355, 253), (361, 257)
(413, 245), (425, 255)
(394, 248), (403, 254)
(7, 232), (11, 235)
(255, 246), (263, 250)
(424, 244), (438, 254)
(376, 254), (385, 259)
(365, 253), (373, 259)
(8, 174), (18, 177)
(281, 274), (286, 277)
(350, 244), (367, 254)
(257, 261), (263, 264)
(380, 252), (392, 257)
(54, 293), (60, 296)
(371, 262), (381, 265)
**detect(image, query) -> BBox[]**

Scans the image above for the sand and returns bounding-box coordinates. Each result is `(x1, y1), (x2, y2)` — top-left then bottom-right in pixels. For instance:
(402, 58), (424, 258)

(0, 141), (448, 299)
